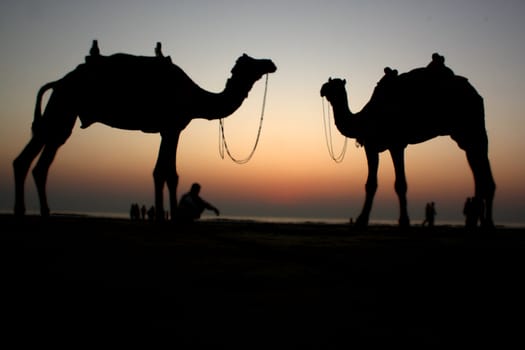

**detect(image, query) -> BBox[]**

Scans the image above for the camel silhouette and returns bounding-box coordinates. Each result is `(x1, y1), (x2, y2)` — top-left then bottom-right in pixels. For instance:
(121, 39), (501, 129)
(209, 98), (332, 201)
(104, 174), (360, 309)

(13, 41), (277, 221)
(321, 53), (495, 228)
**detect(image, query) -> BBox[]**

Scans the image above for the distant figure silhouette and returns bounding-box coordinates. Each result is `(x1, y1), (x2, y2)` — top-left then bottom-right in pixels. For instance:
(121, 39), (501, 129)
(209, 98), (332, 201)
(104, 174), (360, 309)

(321, 53), (495, 228)
(13, 40), (276, 221)
(141, 204), (147, 220)
(463, 196), (482, 228)
(464, 197), (474, 228)
(147, 205), (155, 221)
(130, 203), (140, 220)
(178, 183), (220, 222)
(422, 202), (436, 227)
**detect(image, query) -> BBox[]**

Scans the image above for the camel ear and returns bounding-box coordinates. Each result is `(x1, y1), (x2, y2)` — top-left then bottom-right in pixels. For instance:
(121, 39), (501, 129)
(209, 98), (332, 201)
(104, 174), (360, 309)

(343, 79), (346, 85)
(328, 77), (332, 81)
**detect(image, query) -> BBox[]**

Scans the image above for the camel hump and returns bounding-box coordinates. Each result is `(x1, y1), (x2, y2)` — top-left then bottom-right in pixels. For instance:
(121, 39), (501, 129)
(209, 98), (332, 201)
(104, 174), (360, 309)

(378, 53), (454, 87)
(85, 52), (172, 66)
(390, 53), (456, 86)
(84, 39), (172, 65)
(368, 54), (466, 110)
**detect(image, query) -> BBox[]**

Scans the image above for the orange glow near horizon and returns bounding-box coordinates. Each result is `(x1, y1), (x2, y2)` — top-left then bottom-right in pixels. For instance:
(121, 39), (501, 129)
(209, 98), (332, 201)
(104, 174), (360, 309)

(35, 120), (494, 202)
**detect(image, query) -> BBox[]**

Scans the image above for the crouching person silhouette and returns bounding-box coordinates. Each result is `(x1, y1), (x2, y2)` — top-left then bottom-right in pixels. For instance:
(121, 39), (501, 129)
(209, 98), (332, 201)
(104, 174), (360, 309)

(177, 183), (220, 222)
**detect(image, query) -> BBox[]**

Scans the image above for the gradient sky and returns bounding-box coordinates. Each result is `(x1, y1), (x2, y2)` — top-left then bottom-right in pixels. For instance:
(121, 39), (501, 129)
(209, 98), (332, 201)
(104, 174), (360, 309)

(1, 0), (524, 224)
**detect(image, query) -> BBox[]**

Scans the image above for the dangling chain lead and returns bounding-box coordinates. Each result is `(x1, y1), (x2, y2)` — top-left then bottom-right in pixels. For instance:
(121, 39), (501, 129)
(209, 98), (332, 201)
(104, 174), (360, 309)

(322, 97), (348, 163)
(219, 74), (268, 165)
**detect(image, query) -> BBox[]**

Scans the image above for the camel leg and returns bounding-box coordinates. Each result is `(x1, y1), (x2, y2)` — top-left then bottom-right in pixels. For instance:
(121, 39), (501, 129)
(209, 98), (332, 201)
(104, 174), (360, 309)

(13, 136), (45, 216)
(356, 148), (379, 227)
(165, 133), (181, 222)
(153, 131), (180, 222)
(465, 148), (496, 228)
(390, 147), (410, 227)
(14, 87), (75, 217)
(32, 141), (64, 217)
(31, 92), (76, 217)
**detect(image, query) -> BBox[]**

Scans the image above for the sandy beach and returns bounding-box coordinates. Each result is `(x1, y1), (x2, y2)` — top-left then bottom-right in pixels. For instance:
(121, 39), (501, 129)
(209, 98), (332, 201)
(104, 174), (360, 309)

(2, 214), (524, 347)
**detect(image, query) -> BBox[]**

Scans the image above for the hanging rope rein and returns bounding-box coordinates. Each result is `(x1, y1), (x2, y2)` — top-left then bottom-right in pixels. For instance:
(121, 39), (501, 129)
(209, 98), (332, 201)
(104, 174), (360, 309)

(322, 97), (348, 163)
(219, 74), (269, 164)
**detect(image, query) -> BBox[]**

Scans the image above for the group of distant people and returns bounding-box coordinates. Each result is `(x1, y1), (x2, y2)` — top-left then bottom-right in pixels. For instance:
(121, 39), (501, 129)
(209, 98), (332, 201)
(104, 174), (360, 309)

(463, 197), (483, 229)
(132, 183), (484, 228)
(129, 203), (156, 221)
(130, 182), (220, 223)
(420, 197), (484, 228)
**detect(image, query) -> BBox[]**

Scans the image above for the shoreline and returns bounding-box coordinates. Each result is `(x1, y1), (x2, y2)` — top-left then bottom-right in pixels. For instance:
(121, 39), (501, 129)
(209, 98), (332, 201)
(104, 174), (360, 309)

(2, 211), (523, 228)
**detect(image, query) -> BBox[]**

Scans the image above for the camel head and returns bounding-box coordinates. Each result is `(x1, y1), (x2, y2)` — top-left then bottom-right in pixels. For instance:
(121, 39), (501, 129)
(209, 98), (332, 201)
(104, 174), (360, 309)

(320, 77), (347, 104)
(230, 54), (277, 83)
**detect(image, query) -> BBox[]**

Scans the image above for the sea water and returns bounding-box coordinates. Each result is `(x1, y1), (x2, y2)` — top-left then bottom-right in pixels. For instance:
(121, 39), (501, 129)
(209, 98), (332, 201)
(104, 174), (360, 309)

(2, 210), (523, 228)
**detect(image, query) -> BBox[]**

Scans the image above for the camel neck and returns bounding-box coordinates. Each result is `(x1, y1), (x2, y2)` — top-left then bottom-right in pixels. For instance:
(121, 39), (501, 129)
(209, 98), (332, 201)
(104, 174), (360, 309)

(195, 74), (257, 120)
(330, 95), (360, 139)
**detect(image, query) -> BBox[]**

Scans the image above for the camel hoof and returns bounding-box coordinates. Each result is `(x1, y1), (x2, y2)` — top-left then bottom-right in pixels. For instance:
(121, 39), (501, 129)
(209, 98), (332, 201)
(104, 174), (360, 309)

(354, 216), (369, 229)
(14, 206), (26, 217)
(399, 216), (410, 228)
(41, 207), (50, 217)
(481, 219), (495, 230)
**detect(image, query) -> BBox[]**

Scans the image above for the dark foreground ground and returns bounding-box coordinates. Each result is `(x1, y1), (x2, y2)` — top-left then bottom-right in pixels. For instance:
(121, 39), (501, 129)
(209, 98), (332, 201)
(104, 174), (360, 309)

(2, 214), (525, 348)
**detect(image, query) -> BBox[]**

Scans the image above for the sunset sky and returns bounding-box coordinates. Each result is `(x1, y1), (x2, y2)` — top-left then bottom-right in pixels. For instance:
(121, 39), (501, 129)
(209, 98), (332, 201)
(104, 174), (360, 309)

(1, 0), (524, 224)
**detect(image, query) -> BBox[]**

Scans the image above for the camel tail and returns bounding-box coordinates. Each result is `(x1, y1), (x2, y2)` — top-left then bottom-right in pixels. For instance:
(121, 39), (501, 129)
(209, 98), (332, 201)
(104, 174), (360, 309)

(34, 81), (56, 121)
(32, 81), (56, 134)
